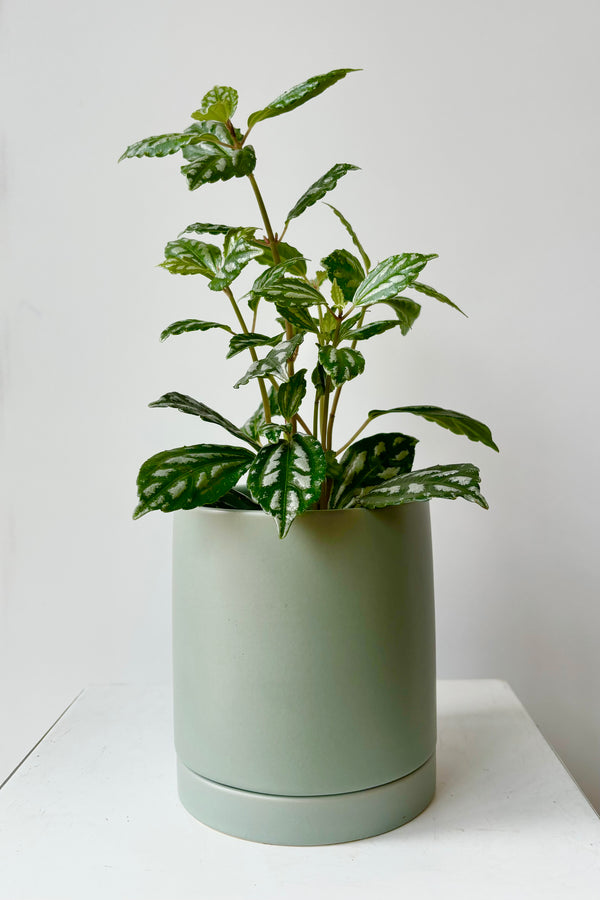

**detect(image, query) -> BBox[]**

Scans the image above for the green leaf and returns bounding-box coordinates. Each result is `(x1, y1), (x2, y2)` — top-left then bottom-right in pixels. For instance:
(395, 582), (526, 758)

(249, 258), (309, 304)
(324, 203), (371, 271)
(354, 463), (489, 510)
(352, 254), (437, 307)
(234, 334), (304, 388)
(247, 68), (359, 129)
(337, 311), (364, 340)
(330, 279), (345, 309)
(260, 423), (290, 442)
(286, 164), (360, 222)
(277, 369), (307, 420)
(311, 363), (327, 400)
(191, 85), (239, 123)
(274, 302), (319, 334)
(329, 432), (418, 510)
(258, 277), (325, 306)
(343, 320), (399, 341)
(321, 249), (366, 304)
(179, 222), (238, 237)
(134, 444), (255, 518)
(318, 345), (365, 387)
(241, 387), (280, 442)
(119, 132), (210, 162)
(148, 392), (260, 449)
(410, 281), (466, 316)
(226, 332), (284, 359)
(208, 228), (263, 291)
(320, 308), (339, 341)
(250, 240), (308, 276)
(207, 487), (261, 510)
(181, 123), (256, 189)
(159, 239), (221, 277)
(247, 434), (327, 538)
(377, 297), (421, 335)
(367, 405), (499, 452)
(160, 319), (233, 341)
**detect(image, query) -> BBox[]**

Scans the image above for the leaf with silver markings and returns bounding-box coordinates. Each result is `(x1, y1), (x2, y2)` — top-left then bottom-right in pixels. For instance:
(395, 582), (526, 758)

(352, 254), (437, 307)
(247, 434), (326, 538)
(354, 463), (489, 510)
(134, 444), (255, 519)
(160, 320), (233, 341)
(329, 432), (418, 509)
(286, 164), (359, 223)
(234, 334), (304, 388)
(148, 392), (260, 448)
(318, 346), (365, 387)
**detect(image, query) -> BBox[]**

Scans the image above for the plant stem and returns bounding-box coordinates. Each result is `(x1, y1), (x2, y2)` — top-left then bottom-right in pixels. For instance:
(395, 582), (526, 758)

(294, 413), (312, 435)
(326, 310), (365, 451)
(224, 286), (271, 424)
(246, 172), (280, 263)
(334, 416), (371, 456)
(245, 171), (295, 377)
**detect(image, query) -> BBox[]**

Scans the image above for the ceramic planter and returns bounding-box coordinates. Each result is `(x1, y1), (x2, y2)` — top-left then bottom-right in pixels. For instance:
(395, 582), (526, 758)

(172, 503), (436, 845)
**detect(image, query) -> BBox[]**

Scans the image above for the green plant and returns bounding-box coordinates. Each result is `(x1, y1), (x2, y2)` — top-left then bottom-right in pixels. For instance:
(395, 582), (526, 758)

(120, 68), (498, 538)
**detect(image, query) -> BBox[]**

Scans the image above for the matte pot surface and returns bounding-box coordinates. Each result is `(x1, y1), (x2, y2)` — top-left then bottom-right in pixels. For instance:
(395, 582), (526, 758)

(172, 503), (437, 844)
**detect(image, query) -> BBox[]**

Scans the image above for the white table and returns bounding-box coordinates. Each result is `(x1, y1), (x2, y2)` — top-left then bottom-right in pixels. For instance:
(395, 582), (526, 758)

(0, 681), (598, 899)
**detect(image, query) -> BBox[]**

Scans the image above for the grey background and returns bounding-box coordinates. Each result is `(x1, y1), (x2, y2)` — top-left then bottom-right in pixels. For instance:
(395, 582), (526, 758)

(1, 0), (599, 810)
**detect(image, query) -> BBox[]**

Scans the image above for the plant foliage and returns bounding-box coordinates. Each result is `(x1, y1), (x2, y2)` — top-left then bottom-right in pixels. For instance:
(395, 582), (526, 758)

(120, 67), (497, 537)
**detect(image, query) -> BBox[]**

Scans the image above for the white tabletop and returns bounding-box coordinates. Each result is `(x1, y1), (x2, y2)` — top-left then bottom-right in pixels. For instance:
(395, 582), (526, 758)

(0, 680), (598, 899)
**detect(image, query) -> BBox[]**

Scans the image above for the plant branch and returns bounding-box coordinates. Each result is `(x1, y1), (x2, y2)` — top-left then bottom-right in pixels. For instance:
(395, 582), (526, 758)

(223, 285), (271, 424)
(334, 416), (372, 456)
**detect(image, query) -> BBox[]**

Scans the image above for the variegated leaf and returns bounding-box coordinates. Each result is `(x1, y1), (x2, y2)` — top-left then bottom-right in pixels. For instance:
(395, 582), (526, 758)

(119, 131), (210, 162)
(337, 311), (364, 340)
(234, 334), (304, 389)
(159, 239), (221, 277)
(277, 369), (307, 420)
(251, 240), (308, 276)
(321, 249), (366, 304)
(274, 302), (320, 334)
(148, 392), (260, 448)
(258, 277), (325, 306)
(318, 345), (365, 387)
(207, 487), (261, 510)
(286, 164), (360, 222)
(329, 432), (418, 510)
(241, 387), (280, 442)
(259, 422), (290, 442)
(354, 463), (489, 510)
(179, 222), (237, 237)
(249, 257), (309, 304)
(160, 319), (233, 341)
(134, 444), (255, 519)
(247, 434), (327, 538)
(208, 228), (263, 291)
(352, 254), (437, 307)
(377, 297), (421, 335)
(191, 85), (239, 123)
(324, 203), (371, 271)
(247, 68), (359, 129)
(343, 320), (399, 341)
(410, 281), (466, 316)
(226, 332), (284, 359)
(181, 124), (256, 189)
(367, 405), (499, 452)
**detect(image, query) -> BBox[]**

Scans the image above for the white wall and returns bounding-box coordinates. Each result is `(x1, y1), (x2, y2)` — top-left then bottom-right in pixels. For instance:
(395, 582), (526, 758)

(2, 0), (599, 809)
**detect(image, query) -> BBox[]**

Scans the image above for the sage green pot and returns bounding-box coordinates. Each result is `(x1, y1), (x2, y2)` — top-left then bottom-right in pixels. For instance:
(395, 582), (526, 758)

(172, 503), (436, 845)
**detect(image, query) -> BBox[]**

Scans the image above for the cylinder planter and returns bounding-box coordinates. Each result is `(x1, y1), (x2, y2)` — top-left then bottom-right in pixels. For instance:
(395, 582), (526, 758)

(172, 502), (436, 845)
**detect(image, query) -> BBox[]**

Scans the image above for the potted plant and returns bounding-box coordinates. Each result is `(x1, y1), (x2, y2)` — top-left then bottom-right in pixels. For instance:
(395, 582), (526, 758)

(119, 67), (498, 845)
